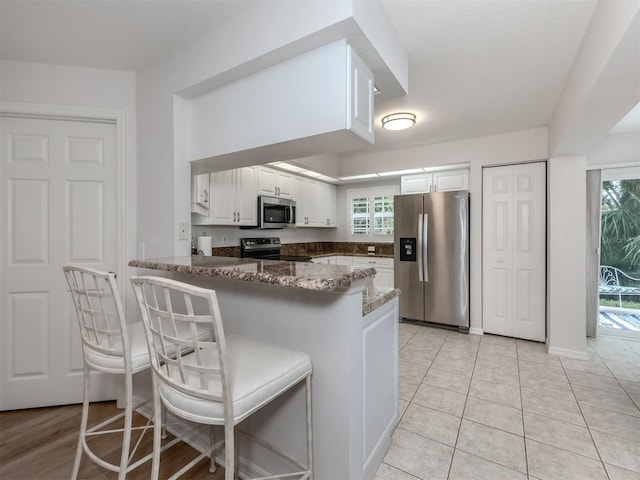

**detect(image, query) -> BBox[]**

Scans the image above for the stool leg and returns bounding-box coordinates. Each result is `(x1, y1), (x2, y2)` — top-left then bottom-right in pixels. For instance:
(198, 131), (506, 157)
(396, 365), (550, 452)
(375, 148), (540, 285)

(209, 426), (217, 473)
(117, 367), (134, 480)
(224, 420), (235, 480)
(71, 362), (91, 480)
(234, 429), (240, 480)
(150, 379), (162, 480)
(306, 375), (313, 480)
(160, 403), (167, 439)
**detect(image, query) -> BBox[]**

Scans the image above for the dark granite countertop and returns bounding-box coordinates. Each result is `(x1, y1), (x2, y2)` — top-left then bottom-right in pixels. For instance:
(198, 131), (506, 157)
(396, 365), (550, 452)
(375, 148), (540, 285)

(362, 287), (401, 315)
(129, 256), (377, 292)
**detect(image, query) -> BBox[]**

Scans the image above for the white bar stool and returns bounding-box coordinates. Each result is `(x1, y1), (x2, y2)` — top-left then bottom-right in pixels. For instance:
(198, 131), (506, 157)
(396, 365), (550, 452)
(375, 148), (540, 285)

(64, 266), (187, 479)
(130, 275), (313, 480)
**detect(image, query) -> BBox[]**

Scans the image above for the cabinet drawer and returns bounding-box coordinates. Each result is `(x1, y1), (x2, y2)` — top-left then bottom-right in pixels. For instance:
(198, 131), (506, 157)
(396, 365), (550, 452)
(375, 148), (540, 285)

(352, 257), (394, 268)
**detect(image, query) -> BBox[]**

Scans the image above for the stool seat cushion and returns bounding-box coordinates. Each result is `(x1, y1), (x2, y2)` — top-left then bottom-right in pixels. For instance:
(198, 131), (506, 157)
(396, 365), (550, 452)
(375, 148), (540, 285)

(158, 335), (312, 424)
(84, 322), (212, 374)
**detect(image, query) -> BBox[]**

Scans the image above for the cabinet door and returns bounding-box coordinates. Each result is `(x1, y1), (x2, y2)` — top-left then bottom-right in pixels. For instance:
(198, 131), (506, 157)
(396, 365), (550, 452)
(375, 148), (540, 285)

(257, 166), (277, 196)
(318, 182), (337, 227)
(294, 177), (307, 226)
(276, 171), (294, 199)
(305, 179), (322, 226)
(312, 256), (336, 265)
(346, 46), (374, 144)
(433, 169), (469, 192)
(210, 169), (236, 225)
(374, 268), (395, 289)
(295, 178), (320, 226)
(235, 166), (258, 225)
(401, 174), (432, 194)
(191, 173), (210, 216)
(335, 256), (353, 267)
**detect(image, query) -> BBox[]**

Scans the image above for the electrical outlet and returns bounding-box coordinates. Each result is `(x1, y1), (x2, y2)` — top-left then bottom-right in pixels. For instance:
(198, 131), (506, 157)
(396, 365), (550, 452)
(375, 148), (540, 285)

(178, 222), (189, 240)
(368, 245), (376, 252)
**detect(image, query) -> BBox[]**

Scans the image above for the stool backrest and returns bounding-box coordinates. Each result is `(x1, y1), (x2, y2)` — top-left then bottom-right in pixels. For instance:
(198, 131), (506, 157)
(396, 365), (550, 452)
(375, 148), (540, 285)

(130, 276), (229, 406)
(64, 266), (128, 360)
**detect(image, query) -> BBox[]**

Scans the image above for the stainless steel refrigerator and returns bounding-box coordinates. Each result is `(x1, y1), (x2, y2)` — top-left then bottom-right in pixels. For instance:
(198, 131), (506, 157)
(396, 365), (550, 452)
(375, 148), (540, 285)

(394, 191), (470, 331)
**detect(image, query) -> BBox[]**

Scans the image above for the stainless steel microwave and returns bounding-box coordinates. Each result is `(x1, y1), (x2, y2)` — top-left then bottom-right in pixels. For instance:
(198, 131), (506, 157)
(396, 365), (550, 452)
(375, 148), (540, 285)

(256, 195), (296, 229)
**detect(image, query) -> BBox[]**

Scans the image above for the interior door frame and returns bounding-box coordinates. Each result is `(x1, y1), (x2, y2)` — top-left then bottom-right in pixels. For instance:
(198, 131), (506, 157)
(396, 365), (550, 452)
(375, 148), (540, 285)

(596, 165), (640, 340)
(0, 100), (128, 329)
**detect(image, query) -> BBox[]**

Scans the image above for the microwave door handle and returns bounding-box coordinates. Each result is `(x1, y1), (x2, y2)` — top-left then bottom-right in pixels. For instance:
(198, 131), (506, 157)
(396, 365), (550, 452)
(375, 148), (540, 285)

(286, 205), (292, 224)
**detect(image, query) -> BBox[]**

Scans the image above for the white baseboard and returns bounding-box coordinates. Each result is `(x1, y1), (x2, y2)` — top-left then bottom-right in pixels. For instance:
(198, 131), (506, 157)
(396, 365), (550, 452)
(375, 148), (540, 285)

(547, 345), (589, 361)
(468, 327), (484, 336)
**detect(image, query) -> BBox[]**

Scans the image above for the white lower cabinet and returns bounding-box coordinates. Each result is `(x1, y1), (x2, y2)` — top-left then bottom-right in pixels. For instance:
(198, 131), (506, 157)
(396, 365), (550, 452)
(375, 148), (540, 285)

(315, 256), (395, 289)
(352, 256), (394, 289)
(335, 256), (353, 267)
(311, 256), (336, 265)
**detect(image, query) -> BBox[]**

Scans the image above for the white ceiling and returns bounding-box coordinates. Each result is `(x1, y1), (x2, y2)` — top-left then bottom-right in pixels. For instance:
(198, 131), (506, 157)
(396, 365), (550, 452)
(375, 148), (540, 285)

(1, 0), (637, 154)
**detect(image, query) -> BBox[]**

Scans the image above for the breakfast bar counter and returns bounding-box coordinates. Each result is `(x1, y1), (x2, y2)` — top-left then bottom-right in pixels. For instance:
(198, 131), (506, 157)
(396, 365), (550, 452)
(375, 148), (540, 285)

(128, 256), (400, 479)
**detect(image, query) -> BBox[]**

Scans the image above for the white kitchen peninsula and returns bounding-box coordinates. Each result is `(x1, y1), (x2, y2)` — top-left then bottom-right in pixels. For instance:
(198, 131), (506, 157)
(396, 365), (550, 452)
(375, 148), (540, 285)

(128, 256), (400, 479)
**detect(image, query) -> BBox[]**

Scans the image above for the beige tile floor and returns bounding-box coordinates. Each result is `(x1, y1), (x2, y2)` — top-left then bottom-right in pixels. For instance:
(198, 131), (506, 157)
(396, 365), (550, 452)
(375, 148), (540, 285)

(375, 323), (640, 480)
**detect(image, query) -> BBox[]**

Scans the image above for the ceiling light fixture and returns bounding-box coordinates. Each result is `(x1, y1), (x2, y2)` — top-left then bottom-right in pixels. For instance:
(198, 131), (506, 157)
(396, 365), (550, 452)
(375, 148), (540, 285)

(381, 112), (416, 131)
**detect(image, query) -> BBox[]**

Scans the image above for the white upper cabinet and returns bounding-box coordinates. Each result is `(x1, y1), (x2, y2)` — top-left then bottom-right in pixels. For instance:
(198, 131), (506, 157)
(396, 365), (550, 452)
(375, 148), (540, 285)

(193, 166), (257, 226)
(433, 169), (469, 192)
(191, 173), (210, 216)
(346, 46), (375, 144)
(194, 165), (335, 228)
(189, 41), (379, 173)
(295, 177), (320, 226)
(401, 174), (432, 195)
(401, 168), (469, 194)
(318, 182), (337, 227)
(295, 177), (336, 228)
(257, 166), (294, 199)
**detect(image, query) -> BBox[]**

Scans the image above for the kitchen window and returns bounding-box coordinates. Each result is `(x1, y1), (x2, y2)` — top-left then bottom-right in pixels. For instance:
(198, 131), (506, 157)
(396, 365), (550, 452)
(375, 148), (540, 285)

(347, 186), (399, 240)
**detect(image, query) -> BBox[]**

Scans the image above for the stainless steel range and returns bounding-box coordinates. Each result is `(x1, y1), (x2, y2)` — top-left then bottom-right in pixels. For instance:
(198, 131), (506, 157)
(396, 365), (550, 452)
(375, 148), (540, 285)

(240, 237), (312, 262)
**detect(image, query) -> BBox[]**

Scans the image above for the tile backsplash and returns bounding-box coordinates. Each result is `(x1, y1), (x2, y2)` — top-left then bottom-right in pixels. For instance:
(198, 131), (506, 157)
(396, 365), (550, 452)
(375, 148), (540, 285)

(207, 241), (393, 257)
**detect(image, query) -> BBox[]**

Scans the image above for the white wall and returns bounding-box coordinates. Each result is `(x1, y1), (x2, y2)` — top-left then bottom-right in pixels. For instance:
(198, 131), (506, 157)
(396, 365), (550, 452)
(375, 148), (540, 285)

(338, 127), (548, 177)
(587, 130), (640, 168)
(547, 156), (587, 359)
(195, 224), (339, 249)
(549, 1), (640, 156)
(187, 41), (349, 162)
(136, 0), (406, 259)
(335, 178), (401, 242)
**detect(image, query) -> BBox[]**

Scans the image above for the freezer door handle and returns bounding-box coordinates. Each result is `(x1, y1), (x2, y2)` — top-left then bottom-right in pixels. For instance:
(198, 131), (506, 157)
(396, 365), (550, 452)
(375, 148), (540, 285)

(418, 214), (429, 282)
(423, 213), (429, 282)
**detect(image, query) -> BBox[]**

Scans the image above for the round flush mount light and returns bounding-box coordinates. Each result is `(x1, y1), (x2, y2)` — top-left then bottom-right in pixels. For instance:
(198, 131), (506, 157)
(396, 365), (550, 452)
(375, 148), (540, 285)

(381, 112), (416, 131)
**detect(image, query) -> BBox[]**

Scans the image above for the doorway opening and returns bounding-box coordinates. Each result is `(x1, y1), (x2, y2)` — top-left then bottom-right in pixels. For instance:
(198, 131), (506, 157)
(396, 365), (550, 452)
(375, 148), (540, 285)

(598, 170), (640, 339)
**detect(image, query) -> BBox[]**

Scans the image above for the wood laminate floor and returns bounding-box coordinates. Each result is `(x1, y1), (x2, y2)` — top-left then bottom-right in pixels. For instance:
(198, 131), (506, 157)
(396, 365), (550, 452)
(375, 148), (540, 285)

(0, 401), (224, 479)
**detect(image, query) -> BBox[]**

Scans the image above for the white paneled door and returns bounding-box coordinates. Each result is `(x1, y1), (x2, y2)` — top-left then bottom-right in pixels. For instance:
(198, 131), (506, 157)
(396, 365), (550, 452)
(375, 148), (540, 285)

(482, 162), (546, 342)
(1, 116), (120, 410)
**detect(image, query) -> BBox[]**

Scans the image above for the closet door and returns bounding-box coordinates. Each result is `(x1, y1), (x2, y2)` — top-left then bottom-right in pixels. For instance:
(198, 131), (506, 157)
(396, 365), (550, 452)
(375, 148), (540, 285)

(483, 162), (546, 341)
